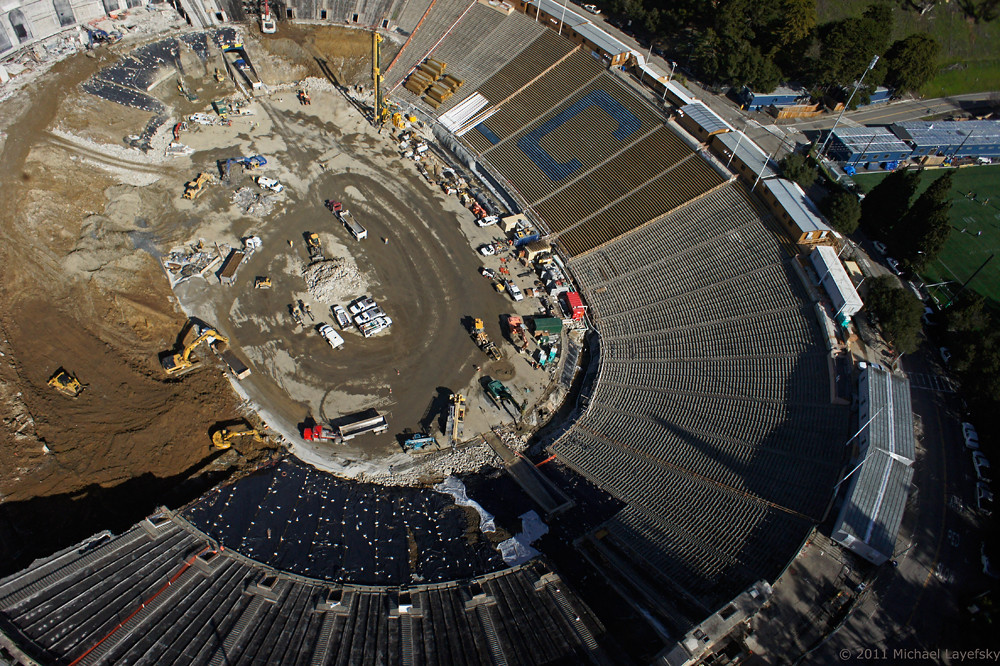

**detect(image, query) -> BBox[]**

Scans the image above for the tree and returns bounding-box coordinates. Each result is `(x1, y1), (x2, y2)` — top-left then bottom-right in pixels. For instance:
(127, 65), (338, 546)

(860, 168), (919, 239)
(885, 33), (940, 93)
(865, 275), (923, 353)
(772, 0), (816, 51)
(820, 190), (861, 233)
(779, 152), (816, 187)
(816, 5), (892, 87)
(945, 292), (988, 332)
(896, 171), (953, 267)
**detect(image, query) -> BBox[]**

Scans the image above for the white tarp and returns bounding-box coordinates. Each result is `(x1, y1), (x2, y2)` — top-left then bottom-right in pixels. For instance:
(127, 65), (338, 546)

(440, 92), (489, 132)
(498, 510), (549, 566)
(435, 475), (496, 533)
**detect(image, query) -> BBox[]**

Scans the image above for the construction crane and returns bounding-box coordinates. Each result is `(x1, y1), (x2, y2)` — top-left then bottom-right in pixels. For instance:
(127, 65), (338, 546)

(211, 425), (265, 449)
(260, 0), (276, 34)
(445, 393), (466, 444)
(161, 327), (229, 375)
(47, 368), (83, 397)
(372, 31), (389, 126)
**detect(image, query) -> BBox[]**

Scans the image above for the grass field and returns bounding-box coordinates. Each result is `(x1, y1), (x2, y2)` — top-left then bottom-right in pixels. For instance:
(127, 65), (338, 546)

(817, 0), (1000, 97)
(854, 166), (1000, 306)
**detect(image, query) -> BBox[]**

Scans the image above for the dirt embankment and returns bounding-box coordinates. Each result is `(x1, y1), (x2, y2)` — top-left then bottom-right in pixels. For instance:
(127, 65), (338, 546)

(0, 46), (269, 575)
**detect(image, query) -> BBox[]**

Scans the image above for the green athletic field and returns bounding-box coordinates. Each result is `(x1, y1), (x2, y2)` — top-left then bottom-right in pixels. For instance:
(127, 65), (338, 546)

(854, 166), (1000, 307)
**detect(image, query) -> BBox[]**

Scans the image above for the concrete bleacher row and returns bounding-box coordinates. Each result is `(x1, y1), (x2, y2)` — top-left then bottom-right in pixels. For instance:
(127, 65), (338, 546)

(549, 183), (847, 609)
(389, 6), (547, 115)
(473, 28), (578, 105)
(466, 48), (603, 152)
(182, 459), (505, 586)
(555, 156), (728, 257)
(532, 124), (689, 233)
(384, 0), (478, 90)
(0, 516), (604, 664)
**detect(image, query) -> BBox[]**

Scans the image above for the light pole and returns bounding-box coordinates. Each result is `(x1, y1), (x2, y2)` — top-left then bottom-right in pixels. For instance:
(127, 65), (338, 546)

(558, 0), (567, 36)
(819, 55), (880, 158)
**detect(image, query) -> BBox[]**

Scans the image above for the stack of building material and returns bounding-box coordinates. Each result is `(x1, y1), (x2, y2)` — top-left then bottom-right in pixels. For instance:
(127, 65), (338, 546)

(403, 58), (464, 108)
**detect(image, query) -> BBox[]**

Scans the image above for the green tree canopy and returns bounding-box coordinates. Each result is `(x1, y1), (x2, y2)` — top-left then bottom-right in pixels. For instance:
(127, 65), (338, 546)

(865, 275), (923, 353)
(885, 33), (940, 93)
(860, 168), (920, 240)
(897, 171), (953, 268)
(821, 190), (862, 234)
(780, 152), (817, 187)
(817, 5), (892, 87)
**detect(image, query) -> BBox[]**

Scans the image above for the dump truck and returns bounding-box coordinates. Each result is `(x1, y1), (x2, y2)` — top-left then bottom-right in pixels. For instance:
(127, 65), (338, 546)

(183, 172), (214, 199)
(472, 318), (501, 361)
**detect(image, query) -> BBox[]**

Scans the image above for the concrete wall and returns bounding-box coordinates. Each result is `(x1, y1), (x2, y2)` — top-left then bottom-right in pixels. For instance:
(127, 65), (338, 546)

(1, 0), (118, 56)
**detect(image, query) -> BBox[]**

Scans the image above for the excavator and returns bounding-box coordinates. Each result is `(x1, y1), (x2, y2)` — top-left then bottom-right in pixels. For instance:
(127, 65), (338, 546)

(486, 379), (523, 417)
(220, 155), (267, 182)
(161, 327), (229, 375)
(47, 368), (83, 397)
(183, 172), (214, 199)
(260, 0), (276, 33)
(211, 424), (265, 450)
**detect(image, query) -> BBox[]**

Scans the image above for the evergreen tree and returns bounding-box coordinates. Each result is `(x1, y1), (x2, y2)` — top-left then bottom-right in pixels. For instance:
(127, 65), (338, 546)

(860, 168), (919, 240)
(780, 153), (816, 187)
(897, 171), (953, 267)
(865, 275), (923, 353)
(821, 190), (861, 234)
(885, 33), (940, 93)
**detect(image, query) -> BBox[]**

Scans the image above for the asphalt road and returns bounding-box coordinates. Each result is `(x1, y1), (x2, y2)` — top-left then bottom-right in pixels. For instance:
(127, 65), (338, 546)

(804, 341), (995, 662)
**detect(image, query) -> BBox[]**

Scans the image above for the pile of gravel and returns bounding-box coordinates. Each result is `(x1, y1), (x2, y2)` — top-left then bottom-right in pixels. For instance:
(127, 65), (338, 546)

(232, 187), (275, 217)
(302, 259), (366, 304)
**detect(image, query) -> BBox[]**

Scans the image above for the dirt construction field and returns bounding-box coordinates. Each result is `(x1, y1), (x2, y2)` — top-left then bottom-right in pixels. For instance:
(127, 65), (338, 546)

(0, 24), (573, 572)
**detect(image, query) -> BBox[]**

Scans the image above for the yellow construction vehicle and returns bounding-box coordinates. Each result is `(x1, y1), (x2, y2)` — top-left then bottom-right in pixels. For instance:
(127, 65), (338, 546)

(372, 31), (389, 126)
(391, 112), (405, 129)
(161, 327), (229, 375)
(47, 368), (83, 397)
(254, 276), (272, 289)
(210, 424), (265, 449)
(183, 172), (214, 200)
(214, 67), (225, 82)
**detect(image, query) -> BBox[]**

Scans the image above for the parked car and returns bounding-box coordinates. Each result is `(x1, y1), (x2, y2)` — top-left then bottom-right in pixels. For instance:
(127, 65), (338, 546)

(582, 3), (600, 13)
(479, 244), (496, 256)
(940, 347), (952, 365)
(922, 306), (935, 326)
(348, 296), (377, 315)
(973, 451), (992, 483)
(475, 215), (499, 227)
(332, 305), (350, 329)
(317, 324), (344, 350)
(963, 422), (978, 439)
(479, 266), (497, 280)
(886, 257), (903, 275)
(256, 176), (284, 193)
(506, 280), (524, 302)
(977, 482), (993, 516)
(872, 241), (887, 255)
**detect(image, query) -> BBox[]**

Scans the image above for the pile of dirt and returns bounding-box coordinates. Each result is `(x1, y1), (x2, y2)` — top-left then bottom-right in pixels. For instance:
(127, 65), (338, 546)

(302, 258), (367, 304)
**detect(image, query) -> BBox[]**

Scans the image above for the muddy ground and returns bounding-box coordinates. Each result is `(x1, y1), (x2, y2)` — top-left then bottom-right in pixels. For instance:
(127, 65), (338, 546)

(0, 23), (571, 574)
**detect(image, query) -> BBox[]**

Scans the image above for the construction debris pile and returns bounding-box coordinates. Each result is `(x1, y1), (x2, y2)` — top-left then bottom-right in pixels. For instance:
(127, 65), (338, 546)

(493, 427), (529, 454)
(302, 259), (367, 304)
(161, 243), (220, 286)
(231, 186), (276, 217)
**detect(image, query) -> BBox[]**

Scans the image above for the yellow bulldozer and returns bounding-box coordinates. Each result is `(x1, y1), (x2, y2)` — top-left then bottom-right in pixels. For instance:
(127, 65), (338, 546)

(210, 424), (265, 450)
(47, 368), (83, 397)
(183, 172), (214, 200)
(161, 327), (229, 376)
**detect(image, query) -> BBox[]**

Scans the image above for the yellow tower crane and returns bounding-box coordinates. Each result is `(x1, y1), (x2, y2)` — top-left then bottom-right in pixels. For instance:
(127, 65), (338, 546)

(372, 31), (390, 126)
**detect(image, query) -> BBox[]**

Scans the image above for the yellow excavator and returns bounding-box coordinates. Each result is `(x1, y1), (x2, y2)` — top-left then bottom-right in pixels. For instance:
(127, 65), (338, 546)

(47, 368), (83, 397)
(161, 328), (229, 375)
(211, 424), (265, 450)
(183, 172), (214, 200)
